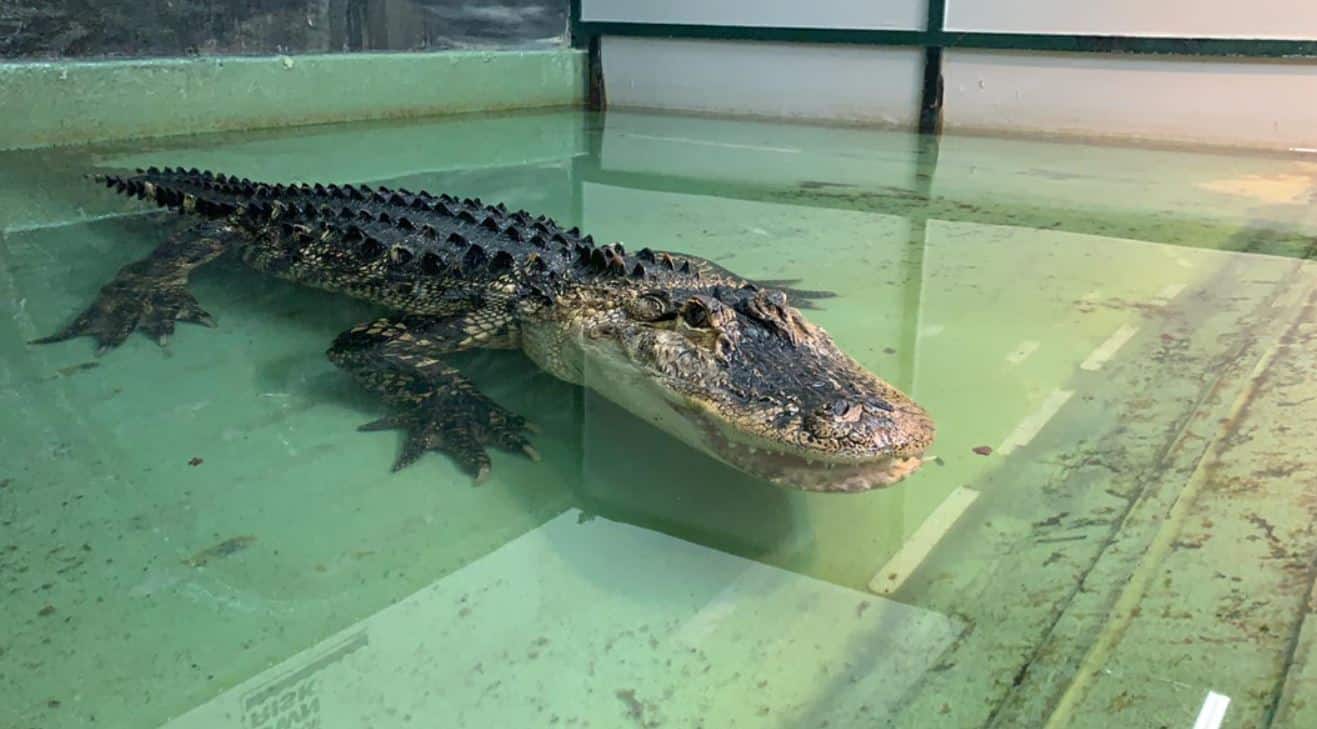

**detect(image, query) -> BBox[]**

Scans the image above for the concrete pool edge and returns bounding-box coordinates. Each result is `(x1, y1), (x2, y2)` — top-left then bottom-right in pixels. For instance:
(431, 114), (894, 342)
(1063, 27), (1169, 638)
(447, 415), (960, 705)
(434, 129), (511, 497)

(0, 49), (586, 151)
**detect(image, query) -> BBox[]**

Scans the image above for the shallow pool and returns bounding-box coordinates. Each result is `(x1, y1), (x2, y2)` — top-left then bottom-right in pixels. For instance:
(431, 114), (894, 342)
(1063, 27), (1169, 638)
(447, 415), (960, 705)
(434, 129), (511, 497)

(3, 108), (1315, 728)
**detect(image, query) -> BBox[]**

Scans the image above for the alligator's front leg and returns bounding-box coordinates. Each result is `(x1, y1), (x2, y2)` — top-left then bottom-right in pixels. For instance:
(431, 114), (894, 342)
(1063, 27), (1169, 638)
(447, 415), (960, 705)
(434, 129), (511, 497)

(328, 314), (537, 483)
(32, 219), (237, 354)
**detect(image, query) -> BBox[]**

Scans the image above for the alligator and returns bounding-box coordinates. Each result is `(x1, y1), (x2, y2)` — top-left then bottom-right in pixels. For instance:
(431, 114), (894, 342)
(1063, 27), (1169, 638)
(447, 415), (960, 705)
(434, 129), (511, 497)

(33, 167), (934, 492)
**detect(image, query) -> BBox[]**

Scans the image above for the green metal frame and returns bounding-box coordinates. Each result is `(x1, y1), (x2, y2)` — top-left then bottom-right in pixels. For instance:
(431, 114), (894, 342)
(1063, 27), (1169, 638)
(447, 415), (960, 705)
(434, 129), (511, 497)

(570, 22), (1317, 59)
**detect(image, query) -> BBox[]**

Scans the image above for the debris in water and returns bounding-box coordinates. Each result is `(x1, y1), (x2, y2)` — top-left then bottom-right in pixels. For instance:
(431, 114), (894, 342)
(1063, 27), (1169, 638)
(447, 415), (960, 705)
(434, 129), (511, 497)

(55, 361), (100, 377)
(972, 446), (993, 456)
(798, 180), (856, 190)
(615, 689), (652, 727)
(1033, 513), (1069, 528)
(187, 457), (203, 467)
(183, 536), (256, 567)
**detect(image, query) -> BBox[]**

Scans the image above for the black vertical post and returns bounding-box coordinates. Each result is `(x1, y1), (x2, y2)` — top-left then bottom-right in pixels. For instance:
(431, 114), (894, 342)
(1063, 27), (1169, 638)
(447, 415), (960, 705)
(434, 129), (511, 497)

(568, 0), (605, 111)
(587, 35), (606, 111)
(918, 47), (943, 135)
(918, 0), (946, 135)
(568, 0), (584, 48)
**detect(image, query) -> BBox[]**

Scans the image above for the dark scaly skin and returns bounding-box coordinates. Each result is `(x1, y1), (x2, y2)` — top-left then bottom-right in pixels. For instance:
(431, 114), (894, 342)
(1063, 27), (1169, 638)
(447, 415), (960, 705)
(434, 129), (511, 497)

(32, 167), (935, 491)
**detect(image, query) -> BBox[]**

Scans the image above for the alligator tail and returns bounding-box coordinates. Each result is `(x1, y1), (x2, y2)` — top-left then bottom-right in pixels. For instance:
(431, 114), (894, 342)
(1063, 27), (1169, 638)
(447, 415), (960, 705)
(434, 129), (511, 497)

(94, 166), (262, 219)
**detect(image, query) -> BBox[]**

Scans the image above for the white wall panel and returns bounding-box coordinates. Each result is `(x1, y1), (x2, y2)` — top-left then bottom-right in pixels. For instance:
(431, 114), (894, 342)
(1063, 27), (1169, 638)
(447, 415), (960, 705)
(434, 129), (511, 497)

(944, 51), (1317, 150)
(602, 37), (922, 126)
(945, 0), (1317, 40)
(582, 0), (924, 31)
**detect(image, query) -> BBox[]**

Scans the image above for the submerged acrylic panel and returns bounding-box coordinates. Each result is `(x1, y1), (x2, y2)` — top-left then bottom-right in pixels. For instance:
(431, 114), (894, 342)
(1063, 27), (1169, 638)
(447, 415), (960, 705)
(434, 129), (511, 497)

(2, 108), (1316, 728)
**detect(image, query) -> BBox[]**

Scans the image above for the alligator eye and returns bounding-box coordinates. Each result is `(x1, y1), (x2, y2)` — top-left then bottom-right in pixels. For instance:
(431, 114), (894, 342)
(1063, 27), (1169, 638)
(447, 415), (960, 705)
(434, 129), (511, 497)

(683, 301), (711, 328)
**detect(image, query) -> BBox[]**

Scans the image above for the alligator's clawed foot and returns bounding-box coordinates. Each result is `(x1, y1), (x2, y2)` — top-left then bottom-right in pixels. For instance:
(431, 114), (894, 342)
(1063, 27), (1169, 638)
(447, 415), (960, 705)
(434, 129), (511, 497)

(359, 388), (538, 483)
(31, 275), (215, 354)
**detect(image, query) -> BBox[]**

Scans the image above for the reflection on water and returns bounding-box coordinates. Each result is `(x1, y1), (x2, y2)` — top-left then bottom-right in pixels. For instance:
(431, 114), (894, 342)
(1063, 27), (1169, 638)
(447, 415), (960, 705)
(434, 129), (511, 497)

(2, 109), (1316, 729)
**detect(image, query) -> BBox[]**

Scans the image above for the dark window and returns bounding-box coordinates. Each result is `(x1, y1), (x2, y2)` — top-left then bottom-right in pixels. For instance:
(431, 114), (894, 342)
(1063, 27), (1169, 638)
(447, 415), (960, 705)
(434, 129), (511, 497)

(0, 0), (566, 60)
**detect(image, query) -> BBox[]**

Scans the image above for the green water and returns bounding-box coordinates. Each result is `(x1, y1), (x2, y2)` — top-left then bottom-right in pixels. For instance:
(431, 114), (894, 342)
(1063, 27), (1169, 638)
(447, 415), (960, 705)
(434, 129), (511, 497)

(3, 109), (1317, 729)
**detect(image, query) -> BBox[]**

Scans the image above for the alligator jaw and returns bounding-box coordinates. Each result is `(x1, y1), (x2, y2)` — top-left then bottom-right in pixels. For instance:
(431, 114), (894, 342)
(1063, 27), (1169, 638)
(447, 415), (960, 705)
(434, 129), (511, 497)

(581, 336), (934, 493)
(696, 420), (930, 492)
(681, 402), (933, 492)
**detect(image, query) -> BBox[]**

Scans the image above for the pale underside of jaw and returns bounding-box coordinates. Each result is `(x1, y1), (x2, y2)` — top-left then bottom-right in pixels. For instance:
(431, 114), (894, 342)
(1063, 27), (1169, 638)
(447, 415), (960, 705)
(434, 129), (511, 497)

(700, 422), (927, 493)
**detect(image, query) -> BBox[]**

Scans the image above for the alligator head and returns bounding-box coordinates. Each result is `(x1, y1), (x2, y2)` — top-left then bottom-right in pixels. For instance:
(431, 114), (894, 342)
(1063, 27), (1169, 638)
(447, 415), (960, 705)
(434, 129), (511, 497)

(559, 277), (935, 492)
